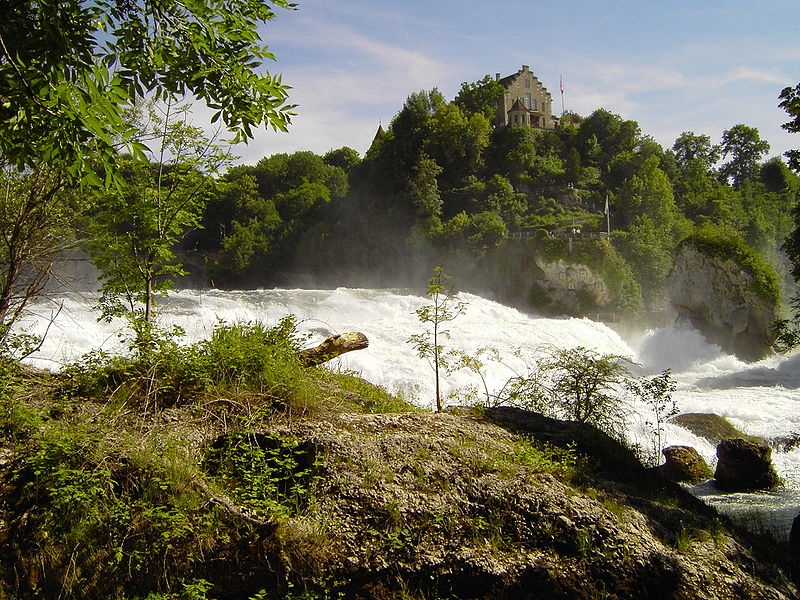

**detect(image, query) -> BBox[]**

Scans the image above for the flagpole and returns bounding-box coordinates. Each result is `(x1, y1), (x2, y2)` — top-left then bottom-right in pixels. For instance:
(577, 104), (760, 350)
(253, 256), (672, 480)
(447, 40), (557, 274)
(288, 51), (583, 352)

(605, 195), (610, 236)
(560, 75), (565, 117)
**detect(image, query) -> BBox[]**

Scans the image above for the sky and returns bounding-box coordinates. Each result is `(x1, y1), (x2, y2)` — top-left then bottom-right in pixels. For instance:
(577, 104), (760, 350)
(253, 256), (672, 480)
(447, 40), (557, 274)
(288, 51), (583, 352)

(216, 0), (800, 166)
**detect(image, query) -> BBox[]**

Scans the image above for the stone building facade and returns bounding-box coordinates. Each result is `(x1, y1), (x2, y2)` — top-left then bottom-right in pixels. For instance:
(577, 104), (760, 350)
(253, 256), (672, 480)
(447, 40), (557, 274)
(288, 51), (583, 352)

(495, 65), (556, 130)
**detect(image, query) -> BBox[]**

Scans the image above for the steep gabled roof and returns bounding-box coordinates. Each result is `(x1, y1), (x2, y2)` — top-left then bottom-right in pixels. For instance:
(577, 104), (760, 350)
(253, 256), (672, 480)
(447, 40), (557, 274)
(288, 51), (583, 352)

(508, 98), (527, 112)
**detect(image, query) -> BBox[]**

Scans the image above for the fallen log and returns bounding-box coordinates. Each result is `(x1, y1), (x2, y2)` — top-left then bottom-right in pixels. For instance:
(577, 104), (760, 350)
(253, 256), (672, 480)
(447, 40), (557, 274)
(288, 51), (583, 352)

(299, 332), (369, 367)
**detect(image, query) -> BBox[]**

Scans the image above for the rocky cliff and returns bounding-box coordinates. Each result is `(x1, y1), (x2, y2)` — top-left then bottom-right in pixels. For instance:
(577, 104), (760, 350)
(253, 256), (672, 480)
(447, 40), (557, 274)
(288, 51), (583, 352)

(667, 242), (779, 361)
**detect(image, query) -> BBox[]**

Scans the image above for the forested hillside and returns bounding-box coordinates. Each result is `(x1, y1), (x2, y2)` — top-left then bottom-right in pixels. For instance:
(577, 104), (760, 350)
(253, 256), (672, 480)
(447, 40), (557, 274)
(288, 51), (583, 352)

(184, 79), (799, 318)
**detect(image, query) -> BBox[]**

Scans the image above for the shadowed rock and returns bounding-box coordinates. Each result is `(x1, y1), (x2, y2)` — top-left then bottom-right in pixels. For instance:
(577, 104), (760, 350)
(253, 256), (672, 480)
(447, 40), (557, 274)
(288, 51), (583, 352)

(658, 445), (713, 484)
(714, 437), (782, 492)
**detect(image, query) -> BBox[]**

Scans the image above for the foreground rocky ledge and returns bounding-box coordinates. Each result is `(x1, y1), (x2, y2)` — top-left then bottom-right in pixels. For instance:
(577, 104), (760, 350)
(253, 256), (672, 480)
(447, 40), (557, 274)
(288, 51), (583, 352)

(2, 399), (797, 600)
(224, 410), (796, 598)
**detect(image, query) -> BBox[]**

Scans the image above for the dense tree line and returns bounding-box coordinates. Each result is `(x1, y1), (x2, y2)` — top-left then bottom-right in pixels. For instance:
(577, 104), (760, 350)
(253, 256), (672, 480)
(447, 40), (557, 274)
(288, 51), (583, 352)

(187, 77), (799, 318)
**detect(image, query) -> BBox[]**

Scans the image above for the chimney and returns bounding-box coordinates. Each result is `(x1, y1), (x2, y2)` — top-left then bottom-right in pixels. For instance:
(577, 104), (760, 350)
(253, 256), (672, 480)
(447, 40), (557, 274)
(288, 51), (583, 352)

(495, 72), (501, 81)
(522, 65), (529, 71)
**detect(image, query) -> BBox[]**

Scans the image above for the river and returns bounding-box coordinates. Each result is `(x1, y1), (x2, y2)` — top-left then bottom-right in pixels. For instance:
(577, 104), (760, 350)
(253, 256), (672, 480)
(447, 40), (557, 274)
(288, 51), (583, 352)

(18, 286), (800, 536)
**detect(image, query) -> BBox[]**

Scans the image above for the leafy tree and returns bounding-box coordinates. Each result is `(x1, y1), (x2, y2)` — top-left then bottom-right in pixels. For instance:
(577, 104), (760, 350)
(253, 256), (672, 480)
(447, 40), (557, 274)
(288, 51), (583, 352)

(0, 163), (81, 356)
(672, 132), (720, 171)
(532, 346), (630, 433)
(719, 124), (770, 187)
(575, 109), (640, 172)
(87, 103), (231, 348)
(323, 147), (361, 174)
(0, 0), (295, 184)
(406, 154), (443, 219)
(615, 155), (684, 234)
(626, 370), (678, 465)
(485, 126), (535, 182)
(453, 74), (505, 122)
(564, 147), (582, 185)
(779, 83), (800, 171)
(424, 103), (491, 189)
(408, 267), (466, 413)
(617, 215), (675, 308)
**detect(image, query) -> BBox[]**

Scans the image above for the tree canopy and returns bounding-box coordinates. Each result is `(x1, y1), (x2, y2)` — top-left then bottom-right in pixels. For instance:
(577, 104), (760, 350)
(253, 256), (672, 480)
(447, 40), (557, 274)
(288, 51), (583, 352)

(0, 0), (296, 184)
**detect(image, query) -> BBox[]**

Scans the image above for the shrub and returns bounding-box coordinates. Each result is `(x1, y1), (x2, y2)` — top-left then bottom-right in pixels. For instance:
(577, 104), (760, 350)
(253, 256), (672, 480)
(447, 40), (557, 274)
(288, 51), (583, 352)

(60, 317), (321, 413)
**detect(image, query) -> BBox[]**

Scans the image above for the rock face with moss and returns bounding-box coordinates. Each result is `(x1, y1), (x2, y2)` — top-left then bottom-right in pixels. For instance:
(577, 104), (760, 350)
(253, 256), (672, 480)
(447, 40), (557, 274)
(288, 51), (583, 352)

(667, 229), (781, 361)
(481, 237), (643, 317)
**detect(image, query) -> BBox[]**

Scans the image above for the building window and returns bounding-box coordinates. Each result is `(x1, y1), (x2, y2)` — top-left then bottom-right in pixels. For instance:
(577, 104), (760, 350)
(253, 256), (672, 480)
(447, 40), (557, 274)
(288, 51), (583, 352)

(531, 98), (537, 111)
(525, 78), (531, 88)
(524, 93), (532, 109)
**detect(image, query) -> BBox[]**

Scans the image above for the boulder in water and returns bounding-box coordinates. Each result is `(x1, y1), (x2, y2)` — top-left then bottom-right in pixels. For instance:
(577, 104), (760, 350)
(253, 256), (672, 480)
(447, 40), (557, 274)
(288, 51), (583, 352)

(658, 445), (713, 484)
(670, 413), (750, 445)
(790, 513), (800, 555)
(714, 437), (782, 492)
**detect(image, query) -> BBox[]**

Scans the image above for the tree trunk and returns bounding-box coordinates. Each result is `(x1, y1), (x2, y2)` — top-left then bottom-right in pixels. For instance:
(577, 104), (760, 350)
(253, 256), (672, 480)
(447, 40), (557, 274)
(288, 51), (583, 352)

(298, 332), (369, 367)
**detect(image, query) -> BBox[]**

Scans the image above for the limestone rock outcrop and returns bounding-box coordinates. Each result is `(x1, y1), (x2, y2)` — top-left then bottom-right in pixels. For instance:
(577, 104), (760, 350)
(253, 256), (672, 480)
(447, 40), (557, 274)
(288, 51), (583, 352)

(667, 243), (778, 361)
(714, 437), (782, 491)
(532, 258), (611, 315)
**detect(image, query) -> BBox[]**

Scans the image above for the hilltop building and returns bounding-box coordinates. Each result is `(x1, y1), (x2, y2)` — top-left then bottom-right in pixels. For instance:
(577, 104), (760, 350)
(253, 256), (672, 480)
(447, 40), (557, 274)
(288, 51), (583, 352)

(495, 65), (557, 130)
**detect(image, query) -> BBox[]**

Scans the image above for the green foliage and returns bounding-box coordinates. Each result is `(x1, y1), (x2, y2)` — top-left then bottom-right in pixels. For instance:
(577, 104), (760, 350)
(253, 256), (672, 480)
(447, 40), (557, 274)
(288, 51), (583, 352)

(535, 346), (630, 431)
(0, 164), (81, 356)
(87, 102), (232, 348)
(681, 224), (781, 304)
(453, 74), (505, 122)
(323, 370), (417, 414)
(719, 124), (771, 187)
(509, 438), (582, 482)
(672, 132), (720, 171)
(0, 0), (295, 185)
(406, 154), (443, 218)
(626, 370), (678, 465)
(208, 151), (347, 282)
(61, 317), (318, 412)
(780, 83), (800, 171)
(408, 267), (466, 412)
(5, 417), (224, 599)
(205, 432), (319, 517)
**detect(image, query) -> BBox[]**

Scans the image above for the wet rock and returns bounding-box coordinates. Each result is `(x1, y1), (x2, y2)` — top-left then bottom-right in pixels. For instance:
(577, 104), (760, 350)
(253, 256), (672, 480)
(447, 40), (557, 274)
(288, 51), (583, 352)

(714, 437), (782, 491)
(670, 413), (750, 445)
(790, 513), (800, 555)
(658, 445), (713, 484)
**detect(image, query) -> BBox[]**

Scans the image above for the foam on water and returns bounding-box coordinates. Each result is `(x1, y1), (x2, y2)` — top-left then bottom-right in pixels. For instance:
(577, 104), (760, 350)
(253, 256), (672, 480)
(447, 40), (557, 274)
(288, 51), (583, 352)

(19, 287), (800, 533)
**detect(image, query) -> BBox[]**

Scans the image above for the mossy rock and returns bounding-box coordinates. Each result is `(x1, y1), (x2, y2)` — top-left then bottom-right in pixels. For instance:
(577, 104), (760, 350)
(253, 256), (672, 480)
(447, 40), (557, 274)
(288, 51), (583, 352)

(670, 413), (752, 445)
(658, 445), (713, 484)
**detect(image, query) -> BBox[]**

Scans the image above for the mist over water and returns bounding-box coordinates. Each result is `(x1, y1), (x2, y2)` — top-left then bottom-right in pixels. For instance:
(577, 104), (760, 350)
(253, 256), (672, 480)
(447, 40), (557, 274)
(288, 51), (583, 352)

(20, 287), (800, 534)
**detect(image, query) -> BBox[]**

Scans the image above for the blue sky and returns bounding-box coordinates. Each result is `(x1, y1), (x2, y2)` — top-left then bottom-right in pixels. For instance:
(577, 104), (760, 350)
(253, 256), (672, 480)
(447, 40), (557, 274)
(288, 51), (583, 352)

(220, 0), (800, 166)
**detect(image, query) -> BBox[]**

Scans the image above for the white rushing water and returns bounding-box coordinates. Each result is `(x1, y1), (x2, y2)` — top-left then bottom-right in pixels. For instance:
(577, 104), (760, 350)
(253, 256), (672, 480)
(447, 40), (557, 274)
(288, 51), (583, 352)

(18, 287), (800, 535)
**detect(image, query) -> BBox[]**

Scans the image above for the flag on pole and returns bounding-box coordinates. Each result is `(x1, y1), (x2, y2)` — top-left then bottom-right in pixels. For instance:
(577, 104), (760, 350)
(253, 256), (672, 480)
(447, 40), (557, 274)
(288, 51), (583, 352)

(604, 195), (609, 215)
(560, 75), (564, 94)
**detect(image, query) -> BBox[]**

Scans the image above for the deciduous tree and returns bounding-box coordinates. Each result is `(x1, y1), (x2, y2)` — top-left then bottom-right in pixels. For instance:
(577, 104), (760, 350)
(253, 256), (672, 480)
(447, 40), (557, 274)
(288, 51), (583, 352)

(0, 0), (295, 184)
(87, 102), (232, 349)
(719, 124), (770, 187)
